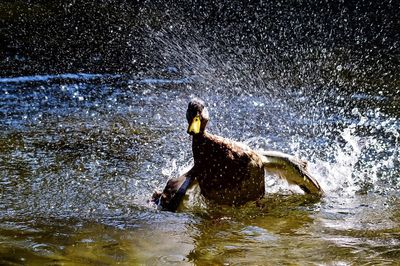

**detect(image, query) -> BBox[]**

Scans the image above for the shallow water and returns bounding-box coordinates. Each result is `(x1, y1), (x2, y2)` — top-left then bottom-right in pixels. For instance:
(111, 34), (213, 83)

(0, 73), (399, 265)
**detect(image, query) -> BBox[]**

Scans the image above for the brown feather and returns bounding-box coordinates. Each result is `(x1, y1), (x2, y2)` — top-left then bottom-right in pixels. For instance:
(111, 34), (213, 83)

(152, 99), (323, 211)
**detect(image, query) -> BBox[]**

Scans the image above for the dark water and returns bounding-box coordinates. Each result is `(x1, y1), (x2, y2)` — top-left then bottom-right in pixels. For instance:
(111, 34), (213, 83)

(0, 71), (399, 264)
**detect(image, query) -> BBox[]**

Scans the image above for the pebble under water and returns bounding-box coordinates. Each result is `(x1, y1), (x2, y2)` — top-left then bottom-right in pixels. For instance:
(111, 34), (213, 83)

(0, 72), (399, 264)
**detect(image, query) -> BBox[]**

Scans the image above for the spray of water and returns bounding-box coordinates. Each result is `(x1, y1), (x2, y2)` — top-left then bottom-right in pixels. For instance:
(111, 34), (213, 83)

(147, 30), (400, 207)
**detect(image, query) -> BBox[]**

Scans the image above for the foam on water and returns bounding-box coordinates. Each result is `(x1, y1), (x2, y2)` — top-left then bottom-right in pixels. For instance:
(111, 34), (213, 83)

(0, 73), (120, 83)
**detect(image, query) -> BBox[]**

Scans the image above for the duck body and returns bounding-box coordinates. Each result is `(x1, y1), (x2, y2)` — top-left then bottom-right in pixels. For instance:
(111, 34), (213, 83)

(152, 98), (323, 211)
(192, 133), (265, 205)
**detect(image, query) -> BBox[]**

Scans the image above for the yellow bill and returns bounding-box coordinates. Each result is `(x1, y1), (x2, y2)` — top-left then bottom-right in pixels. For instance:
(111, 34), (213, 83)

(188, 115), (201, 134)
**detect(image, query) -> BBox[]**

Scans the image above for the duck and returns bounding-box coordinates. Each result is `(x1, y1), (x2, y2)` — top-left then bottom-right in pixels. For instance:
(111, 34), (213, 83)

(152, 98), (323, 211)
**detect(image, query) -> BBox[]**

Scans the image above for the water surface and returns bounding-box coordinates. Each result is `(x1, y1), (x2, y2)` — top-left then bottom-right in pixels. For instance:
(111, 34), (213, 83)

(0, 73), (399, 265)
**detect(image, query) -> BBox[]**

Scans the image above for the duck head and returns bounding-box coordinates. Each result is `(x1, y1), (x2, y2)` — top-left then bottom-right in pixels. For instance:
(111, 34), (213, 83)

(186, 98), (209, 135)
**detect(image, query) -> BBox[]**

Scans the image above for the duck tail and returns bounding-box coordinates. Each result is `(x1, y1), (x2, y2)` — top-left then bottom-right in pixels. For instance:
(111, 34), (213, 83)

(258, 150), (324, 196)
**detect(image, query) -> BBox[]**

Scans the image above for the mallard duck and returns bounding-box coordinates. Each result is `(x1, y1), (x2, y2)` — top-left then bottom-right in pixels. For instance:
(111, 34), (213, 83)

(152, 98), (323, 211)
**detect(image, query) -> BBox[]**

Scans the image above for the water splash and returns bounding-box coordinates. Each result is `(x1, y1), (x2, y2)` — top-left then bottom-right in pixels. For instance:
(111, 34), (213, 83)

(0, 70), (398, 215)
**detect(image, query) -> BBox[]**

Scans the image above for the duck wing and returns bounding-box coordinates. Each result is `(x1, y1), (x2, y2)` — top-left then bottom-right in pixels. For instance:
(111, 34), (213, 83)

(152, 169), (196, 211)
(258, 150), (323, 196)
